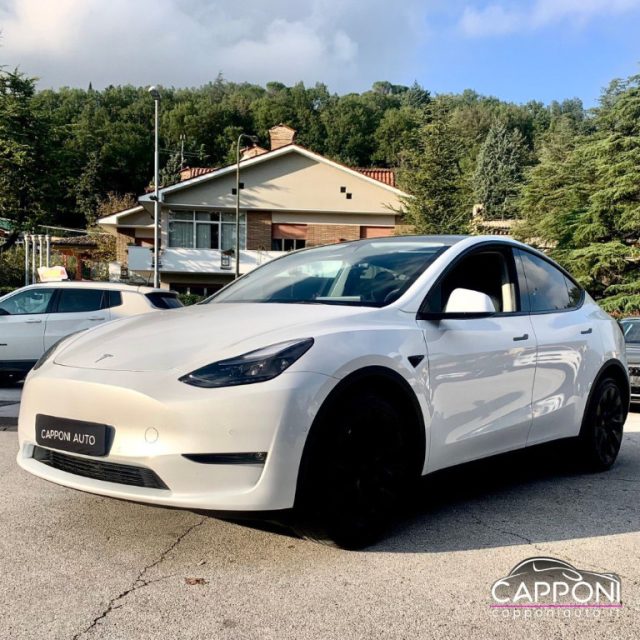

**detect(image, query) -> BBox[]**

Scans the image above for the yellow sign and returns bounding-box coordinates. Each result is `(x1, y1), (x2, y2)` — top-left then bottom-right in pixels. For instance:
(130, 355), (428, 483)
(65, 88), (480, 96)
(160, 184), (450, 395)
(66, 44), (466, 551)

(37, 266), (68, 282)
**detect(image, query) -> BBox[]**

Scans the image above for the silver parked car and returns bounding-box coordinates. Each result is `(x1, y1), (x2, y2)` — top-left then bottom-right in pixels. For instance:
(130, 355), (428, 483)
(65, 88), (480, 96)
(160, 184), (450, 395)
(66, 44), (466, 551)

(619, 317), (640, 402)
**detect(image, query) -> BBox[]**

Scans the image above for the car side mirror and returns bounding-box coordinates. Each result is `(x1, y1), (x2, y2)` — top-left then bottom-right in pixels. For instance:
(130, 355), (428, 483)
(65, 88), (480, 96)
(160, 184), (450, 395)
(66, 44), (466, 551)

(418, 288), (497, 321)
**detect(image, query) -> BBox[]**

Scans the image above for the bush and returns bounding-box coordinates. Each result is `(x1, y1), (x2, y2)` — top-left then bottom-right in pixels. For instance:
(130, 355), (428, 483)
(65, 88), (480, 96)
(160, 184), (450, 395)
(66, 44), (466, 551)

(0, 247), (26, 288)
(0, 286), (15, 297)
(178, 293), (205, 306)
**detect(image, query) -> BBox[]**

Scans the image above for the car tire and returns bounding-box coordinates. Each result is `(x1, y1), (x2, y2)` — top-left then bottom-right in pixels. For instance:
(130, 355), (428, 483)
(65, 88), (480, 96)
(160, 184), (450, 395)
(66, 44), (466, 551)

(293, 391), (419, 550)
(577, 377), (627, 471)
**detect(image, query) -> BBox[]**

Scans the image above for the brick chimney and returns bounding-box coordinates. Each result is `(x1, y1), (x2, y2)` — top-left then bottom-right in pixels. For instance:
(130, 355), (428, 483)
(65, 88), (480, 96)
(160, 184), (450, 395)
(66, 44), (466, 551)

(269, 124), (296, 151)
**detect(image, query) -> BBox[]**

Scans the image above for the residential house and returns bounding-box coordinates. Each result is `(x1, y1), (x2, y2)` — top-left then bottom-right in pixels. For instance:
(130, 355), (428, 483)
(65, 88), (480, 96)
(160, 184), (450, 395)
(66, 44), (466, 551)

(98, 125), (410, 295)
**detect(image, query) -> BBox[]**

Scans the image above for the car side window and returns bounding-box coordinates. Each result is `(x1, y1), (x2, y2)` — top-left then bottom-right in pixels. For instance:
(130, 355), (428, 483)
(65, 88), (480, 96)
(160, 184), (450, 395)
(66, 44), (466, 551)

(106, 291), (123, 308)
(424, 247), (519, 314)
(517, 250), (581, 312)
(56, 289), (105, 313)
(0, 289), (54, 315)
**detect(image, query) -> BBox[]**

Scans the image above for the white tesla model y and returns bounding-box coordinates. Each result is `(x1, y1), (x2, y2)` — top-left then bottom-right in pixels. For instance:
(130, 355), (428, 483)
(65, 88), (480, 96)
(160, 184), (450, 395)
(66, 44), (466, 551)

(17, 236), (628, 548)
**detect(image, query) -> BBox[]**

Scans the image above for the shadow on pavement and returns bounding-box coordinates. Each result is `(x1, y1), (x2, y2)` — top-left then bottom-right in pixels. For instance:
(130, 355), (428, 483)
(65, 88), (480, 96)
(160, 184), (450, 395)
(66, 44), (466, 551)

(197, 434), (640, 553)
(373, 434), (640, 553)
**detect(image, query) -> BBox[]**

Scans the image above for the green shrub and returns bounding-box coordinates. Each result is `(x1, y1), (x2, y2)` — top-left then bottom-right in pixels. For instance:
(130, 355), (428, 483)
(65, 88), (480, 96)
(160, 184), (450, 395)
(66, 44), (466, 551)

(178, 293), (205, 306)
(0, 247), (25, 288)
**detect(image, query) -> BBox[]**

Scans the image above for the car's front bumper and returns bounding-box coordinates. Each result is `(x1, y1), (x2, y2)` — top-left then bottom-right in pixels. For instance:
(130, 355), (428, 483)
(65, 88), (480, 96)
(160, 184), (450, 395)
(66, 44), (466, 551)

(17, 363), (336, 511)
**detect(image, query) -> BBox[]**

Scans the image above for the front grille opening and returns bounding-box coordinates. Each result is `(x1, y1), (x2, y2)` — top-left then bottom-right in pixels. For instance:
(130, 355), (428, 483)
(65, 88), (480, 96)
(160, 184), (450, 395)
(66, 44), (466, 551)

(33, 446), (169, 490)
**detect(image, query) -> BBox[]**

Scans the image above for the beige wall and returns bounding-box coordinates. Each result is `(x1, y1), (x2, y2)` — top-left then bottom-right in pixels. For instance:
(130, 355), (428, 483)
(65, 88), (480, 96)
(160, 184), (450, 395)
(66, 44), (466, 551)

(271, 212), (395, 226)
(162, 151), (404, 215)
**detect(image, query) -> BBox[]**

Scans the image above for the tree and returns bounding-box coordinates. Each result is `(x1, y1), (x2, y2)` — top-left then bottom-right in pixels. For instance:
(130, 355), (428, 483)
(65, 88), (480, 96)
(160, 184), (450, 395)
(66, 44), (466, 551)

(399, 105), (469, 234)
(516, 74), (640, 306)
(473, 120), (529, 220)
(0, 69), (52, 252)
(372, 107), (422, 166)
(516, 117), (592, 247)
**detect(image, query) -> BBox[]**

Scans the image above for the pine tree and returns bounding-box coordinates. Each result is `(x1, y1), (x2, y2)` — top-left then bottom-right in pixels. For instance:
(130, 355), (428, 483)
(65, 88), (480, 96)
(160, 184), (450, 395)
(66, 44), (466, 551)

(473, 120), (528, 220)
(399, 105), (469, 234)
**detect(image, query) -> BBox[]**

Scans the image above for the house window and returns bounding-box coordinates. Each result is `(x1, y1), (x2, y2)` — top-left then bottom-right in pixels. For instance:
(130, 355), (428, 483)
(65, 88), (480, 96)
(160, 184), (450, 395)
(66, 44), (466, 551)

(168, 211), (246, 250)
(272, 223), (307, 252)
(272, 238), (306, 251)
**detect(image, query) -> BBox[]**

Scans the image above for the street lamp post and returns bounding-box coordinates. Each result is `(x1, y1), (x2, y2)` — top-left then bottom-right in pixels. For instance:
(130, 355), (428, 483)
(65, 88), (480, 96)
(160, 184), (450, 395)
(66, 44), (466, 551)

(148, 86), (162, 288)
(235, 134), (259, 279)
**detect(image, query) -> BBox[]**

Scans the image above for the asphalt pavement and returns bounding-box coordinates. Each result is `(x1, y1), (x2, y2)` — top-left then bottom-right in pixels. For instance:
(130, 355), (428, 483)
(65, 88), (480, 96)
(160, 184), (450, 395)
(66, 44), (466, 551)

(1, 389), (639, 639)
(0, 386), (20, 428)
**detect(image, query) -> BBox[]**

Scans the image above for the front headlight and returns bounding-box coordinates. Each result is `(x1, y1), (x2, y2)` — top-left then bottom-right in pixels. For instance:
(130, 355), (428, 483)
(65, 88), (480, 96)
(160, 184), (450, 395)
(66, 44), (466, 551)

(179, 338), (314, 388)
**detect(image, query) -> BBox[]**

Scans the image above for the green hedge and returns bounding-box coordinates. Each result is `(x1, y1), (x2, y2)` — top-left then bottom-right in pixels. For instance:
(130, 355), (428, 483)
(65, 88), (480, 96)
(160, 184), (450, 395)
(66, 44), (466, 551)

(178, 293), (205, 306)
(0, 286), (15, 298)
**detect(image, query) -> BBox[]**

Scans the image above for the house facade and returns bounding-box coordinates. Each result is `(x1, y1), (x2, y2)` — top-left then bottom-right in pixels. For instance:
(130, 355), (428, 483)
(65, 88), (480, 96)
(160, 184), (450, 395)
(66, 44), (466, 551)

(98, 125), (411, 295)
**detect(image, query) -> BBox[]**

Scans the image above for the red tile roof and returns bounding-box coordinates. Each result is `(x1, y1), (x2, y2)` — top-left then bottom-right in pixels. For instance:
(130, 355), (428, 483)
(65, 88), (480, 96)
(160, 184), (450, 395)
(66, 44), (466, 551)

(179, 166), (217, 181)
(355, 168), (396, 188)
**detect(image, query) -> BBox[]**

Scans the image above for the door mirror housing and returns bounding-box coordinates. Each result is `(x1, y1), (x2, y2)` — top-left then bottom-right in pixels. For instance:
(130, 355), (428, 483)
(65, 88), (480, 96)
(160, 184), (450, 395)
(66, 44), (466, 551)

(418, 288), (497, 321)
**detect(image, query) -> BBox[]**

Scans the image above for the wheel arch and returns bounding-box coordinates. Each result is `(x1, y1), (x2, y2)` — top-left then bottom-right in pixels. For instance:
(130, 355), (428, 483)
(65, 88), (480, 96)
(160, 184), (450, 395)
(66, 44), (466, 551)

(581, 358), (630, 433)
(295, 365), (426, 503)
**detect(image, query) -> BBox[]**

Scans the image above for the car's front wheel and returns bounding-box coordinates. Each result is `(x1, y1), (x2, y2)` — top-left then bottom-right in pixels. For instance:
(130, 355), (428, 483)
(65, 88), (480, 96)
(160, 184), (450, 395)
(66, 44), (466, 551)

(577, 376), (627, 471)
(294, 390), (420, 549)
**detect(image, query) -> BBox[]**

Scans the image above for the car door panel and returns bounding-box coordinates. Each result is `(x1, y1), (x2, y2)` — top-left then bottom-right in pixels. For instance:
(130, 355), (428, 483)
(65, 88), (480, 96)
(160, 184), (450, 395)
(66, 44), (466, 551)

(0, 288), (55, 364)
(44, 289), (109, 349)
(418, 244), (537, 472)
(515, 248), (602, 444)
(526, 306), (603, 444)
(421, 316), (537, 471)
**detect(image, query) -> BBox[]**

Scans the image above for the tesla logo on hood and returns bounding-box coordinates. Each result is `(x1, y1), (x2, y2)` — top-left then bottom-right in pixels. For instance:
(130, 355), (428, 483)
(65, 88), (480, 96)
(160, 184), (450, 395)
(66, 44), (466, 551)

(490, 557), (621, 609)
(94, 353), (114, 364)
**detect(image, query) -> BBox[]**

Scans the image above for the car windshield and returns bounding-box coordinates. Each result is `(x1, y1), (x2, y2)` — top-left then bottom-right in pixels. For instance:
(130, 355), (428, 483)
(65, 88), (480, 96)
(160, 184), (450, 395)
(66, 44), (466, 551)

(207, 239), (453, 307)
(621, 320), (640, 343)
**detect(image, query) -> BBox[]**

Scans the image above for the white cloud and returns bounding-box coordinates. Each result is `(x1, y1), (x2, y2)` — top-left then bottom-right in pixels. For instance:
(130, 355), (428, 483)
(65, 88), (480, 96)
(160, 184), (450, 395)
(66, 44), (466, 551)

(459, 0), (640, 37)
(0, 0), (426, 91)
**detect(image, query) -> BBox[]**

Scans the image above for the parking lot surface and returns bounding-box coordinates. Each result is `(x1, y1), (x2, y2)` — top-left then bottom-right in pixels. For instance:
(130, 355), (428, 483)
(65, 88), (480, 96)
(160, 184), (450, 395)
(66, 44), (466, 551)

(1, 389), (639, 639)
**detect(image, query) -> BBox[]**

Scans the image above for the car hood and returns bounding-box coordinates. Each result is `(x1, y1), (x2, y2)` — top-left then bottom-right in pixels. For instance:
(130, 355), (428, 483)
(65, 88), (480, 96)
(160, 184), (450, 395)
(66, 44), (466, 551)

(54, 302), (372, 372)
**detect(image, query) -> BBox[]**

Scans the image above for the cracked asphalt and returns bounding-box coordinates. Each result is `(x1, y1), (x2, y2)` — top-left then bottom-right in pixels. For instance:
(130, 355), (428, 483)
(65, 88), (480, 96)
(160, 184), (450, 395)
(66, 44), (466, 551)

(1, 407), (639, 639)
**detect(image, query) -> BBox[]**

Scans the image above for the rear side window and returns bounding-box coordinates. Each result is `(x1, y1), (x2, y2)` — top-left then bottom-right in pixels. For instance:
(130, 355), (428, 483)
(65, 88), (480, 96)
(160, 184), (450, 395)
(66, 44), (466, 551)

(518, 250), (582, 312)
(145, 292), (183, 309)
(56, 289), (105, 313)
(106, 291), (123, 308)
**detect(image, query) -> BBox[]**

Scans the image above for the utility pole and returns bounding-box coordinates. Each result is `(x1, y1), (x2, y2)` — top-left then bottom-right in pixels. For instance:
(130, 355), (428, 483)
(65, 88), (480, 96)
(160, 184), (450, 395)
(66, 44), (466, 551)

(148, 86), (162, 288)
(235, 134), (259, 279)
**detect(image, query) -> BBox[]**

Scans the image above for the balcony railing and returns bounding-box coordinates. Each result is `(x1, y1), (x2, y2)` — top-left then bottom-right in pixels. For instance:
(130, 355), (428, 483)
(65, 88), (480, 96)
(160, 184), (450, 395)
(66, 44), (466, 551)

(127, 246), (285, 274)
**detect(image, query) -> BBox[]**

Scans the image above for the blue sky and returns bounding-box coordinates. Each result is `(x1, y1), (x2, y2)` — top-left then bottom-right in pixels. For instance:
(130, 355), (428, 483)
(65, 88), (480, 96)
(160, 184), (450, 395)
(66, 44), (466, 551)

(0, 0), (638, 106)
(413, 1), (640, 105)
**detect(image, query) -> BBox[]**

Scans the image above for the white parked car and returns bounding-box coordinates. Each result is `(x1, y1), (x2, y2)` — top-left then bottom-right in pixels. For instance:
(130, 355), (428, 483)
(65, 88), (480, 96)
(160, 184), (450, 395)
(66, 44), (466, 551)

(17, 237), (628, 548)
(0, 282), (181, 380)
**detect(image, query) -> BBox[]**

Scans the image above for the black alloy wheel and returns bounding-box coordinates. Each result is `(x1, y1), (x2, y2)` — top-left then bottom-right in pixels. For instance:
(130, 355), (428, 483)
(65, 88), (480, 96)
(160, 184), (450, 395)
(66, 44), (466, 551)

(579, 377), (626, 471)
(294, 392), (418, 549)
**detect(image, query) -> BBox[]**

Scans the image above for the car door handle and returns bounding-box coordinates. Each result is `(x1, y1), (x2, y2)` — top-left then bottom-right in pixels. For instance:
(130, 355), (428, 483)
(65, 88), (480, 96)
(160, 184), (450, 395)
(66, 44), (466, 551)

(581, 327), (593, 335)
(88, 317), (105, 321)
(25, 319), (42, 324)
(513, 333), (529, 342)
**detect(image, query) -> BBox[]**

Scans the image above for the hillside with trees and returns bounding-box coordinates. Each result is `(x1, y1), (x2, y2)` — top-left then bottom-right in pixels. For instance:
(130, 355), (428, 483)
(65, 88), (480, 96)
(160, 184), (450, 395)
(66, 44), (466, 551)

(0, 68), (639, 312)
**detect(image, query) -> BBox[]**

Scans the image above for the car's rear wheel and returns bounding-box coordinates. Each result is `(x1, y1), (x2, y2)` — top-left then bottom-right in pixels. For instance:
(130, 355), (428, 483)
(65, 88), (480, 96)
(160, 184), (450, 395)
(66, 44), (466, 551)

(578, 377), (626, 471)
(294, 391), (419, 549)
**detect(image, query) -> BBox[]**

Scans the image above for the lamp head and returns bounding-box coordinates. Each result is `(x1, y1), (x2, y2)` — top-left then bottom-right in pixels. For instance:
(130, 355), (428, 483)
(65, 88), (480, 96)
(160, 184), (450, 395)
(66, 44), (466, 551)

(148, 85), (161, 100)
